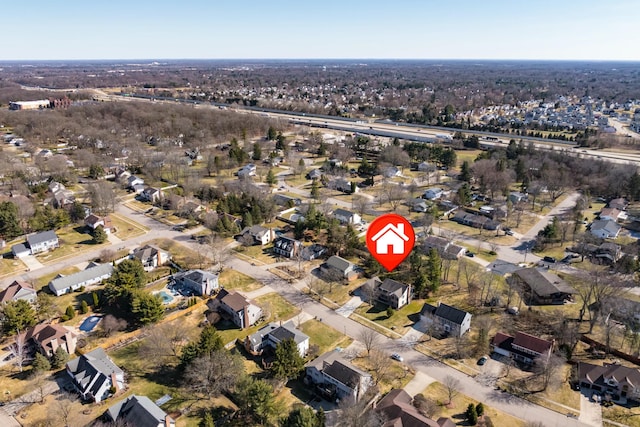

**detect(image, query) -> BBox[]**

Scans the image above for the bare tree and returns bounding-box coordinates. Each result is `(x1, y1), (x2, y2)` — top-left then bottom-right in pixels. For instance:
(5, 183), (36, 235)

(351, 194), (371, 217)
(337, 395), (385, 427)
(413, 393), (440, 418)
(358, 327), (381, 357)
(534, 350), (564, 391)
(443, 375), (461, 404)
(55, 392), (76, 427)
(183, 350), (244, 399)
(368, 350), (393, 385)
(100, 314), (128, 337)
(88, 181), (117, 216)
(8, 332), (31, 373)
(138, 322), (190, 365)
(206, 235), (230, 271)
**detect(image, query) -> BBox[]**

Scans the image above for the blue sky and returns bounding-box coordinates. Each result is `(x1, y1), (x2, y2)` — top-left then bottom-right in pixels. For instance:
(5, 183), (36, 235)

(2, 0), (638, 61)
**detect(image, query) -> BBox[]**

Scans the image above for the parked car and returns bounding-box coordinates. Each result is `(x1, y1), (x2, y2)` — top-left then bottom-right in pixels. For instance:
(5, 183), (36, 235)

(477, 356), (488, 365)
(504, 228), (514, 236)
(465, 251), (475, 258)
(391, 353), (404, 362)
(543, 256), (556, 263)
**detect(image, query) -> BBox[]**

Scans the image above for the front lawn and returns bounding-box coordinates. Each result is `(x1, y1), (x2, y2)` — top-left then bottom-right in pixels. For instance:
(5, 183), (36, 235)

(354, 300), (424, 335)
(219, 269), (262, 293)
(233, 244), (278, 265)
(0, 254), (27, 278)
(36, 225), (105, 264)
(299, 318), (353, 354)
(110, 212), (148, 240)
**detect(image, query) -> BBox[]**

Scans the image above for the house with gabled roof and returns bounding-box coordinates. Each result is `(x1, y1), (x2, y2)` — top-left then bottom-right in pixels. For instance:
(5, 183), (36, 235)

(578, 362), (640, 402)
(423, 235), (466, 260)
(332, 208), (361, 225)
(600, 207), (623, 222)
(106, 395), (175, 427)
(84, 214), (114, 234)
(0, 280), (37, 304)
(245, 320), (310, 357)
(508, 268), (575, 305)
(590, 219), (622, 239)
(491, 331), (554, 365)
(273, 236), (302, 258)
(131, 244), (172, 271)
(376, 389), (455, 427)
(608, 198), (628, 211)
(320, 255), (359, 281)
(239, 225), (274, 246)
(171, 269), (218, 296)
(21, 323), (78, 358)
(210, 289), (262, 329)
(369, 277), (412, 309)
(305, 350), (372, 403)
(49, 262), (114, 296)
(419, 302), (472, 337)
(66, 347), (125, 403)
(26, 230), (59, 254)
(141, 187), (163, 203)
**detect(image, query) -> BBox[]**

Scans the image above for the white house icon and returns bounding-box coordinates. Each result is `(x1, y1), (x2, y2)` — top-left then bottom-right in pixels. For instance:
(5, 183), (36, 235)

(371, 223), (409, 255)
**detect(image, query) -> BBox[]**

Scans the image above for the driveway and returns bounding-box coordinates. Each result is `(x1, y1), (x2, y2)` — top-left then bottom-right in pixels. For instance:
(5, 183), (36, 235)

(19, 255), (43, 271)
(404, 371), (436, 396)
(579, 390), (603, 427)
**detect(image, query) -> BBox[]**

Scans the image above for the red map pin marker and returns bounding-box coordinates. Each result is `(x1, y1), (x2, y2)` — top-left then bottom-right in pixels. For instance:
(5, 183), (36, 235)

(366, 213), (415, 272)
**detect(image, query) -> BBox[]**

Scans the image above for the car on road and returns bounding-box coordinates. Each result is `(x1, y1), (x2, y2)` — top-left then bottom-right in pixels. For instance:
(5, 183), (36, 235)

(477, 356), (488, 365)
(391, 353), (404, 362)
(543, 256), (556, 263)
(465, 251), (475, 258)
(504, 228), (514, 236)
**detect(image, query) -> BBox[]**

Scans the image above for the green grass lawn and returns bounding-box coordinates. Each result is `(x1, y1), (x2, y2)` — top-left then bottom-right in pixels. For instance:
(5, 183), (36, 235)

(233, 244), (278, 265)
(110, 212), (148, 239)
(353, 300), (424, 335)
(35, 266), (81, 290)
(284, 174), (311, 187)
(0, 254), (27, 278)
(219, 269), (262, 292)
(299, 318), (353, 354)
(148, 238), (209, 270)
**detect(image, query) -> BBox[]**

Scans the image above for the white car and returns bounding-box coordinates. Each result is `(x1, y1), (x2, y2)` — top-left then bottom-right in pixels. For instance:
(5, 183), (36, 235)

(391, 353), (403, 362)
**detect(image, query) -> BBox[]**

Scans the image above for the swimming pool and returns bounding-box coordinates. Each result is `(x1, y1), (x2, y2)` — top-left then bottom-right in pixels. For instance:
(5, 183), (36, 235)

(79, 316), (102, 332)
(157, 290), (174, 304)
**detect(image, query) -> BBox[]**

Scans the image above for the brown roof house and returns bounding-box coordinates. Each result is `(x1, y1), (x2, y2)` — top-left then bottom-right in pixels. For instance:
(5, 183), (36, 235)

(491, 331), (554, 365)
(422, 235), (466, 260)
(579, 362), (640, 403)
(305, 350), (372, 403)
(0, 280), (37, 305)
(84, 214), (114, 234)
(210, 289), (262, 329)
(21, 323), (78, 358)
(375, 389), (455, 427)
(508, 268), (575, 305)
(131, 244), (172, 271)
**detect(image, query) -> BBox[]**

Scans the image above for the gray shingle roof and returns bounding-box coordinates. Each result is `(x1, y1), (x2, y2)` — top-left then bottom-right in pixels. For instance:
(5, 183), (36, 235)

(512, 268), (576, 297)
(107, 395), (172, 427)
(421, 302), (469, 325)
(67, 347), (122, 397)
(325, 255), (352, 272)
(49, 263), (114, 292)
(27, 230), (58, 246)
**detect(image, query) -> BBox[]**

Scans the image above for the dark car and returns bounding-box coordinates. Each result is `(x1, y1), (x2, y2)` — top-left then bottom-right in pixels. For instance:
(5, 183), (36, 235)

(477, 356), (488, 365)
(465, 251), (475, 258)
(543, 256), (556, 263)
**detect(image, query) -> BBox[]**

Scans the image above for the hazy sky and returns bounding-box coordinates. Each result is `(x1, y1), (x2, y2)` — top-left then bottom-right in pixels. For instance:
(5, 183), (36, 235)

(3, 0), (639, 61)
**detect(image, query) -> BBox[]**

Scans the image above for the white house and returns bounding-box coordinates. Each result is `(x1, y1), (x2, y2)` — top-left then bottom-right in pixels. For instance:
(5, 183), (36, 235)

(0, 280), (37, 305)
(245, 320), (310, 357)
(305, 350), (372, 403)
(237, 163), (257, 177)
(126, 175), (145, 189)
(11, 243), (30, 258)
(66, 347), (125, 403)
(106, 395), (175, 427)
(590, 219), (622, 239)
(420, 302), (472, 337)
(172, 269), (219, 296)
(141, 187), (163, 203)
(371, 223), (409, 255)
(332, 208), (361, 225)
(49, 262), (114, 296)
(131, 244), (172, 271)
(239, 225), (274, 245)
(320, 255), (359, 281)
(423, 188), (443, 200)
(84, 214), (114, 234)
(26, 230), (59, 255)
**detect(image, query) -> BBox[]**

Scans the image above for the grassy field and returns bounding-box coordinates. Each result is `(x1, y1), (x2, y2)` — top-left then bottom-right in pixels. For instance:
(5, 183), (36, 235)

(233, 244), (278, 265)
(354, 300), (424, 335)
(110, 212), (148, 240)
(299, 318), (353, 354)
(219, 269), (262, 292)
(0, 254), (27, 278)
(421, 381), (526, 427)
(148, 238), (209, 270)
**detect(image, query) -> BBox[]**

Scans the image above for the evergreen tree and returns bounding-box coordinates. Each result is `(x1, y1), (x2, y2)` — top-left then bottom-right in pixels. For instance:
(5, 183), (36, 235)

(92, 225), (108, 244)
(310, 180), (320, 200)
(242, 211), (253, 229)
(426, 248), (442, 292)
(266, 168), (277, 186)
(32, 352), (51, 374)
(283, 407), (320, 427)
(202, 411), (215, 427)
(466, 403), (478, 425)
(80, 300), (89, 314)
(65, 305), (76, 320)
(475, 402), (484, 417)
(456, 183), (472, 206)
(2, 299), (37, 335)
(92, 292), (100, 307)
(69, 201), (87, 223)
(130, 292), (164, 326)
(271, 338), (305, 381)
(267, 126), (278, 141)
(235, 377), (281, 426)
(52, 347), (69, 369)
(459, 160), (472, 182)
(252, 143), (262, 160)
(0, 201), (23, 239)
(180, 325), (224, 367)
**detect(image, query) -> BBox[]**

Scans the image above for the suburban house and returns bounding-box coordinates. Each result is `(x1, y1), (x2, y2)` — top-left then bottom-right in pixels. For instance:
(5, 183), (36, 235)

(419, 302), (472, 337)
(600, 207), (623, 222)
(491, 331), (554, 365)
(126, 175), (145, 189)
(383, 166), (401, 178)
(238, 225), (274, 245)
(84, 214), (114, 234)
(26, 230), (59, 255)
(410, 198), (430, 213)
(131, 244), (172, 271)
(301, 244), (327, 261)
(508, 268), (575, 305)
(48, 262), (114, 296)
(375, 389), (456, 427)
(590, 219), (622, 239)
(0, 280), (37, 304)
(320, 255), (359, 281)
(237, 163), (257, 178)
(306, 169), (322, 180)
(273, 194), (302, 207)
(330, 177), (357, 194)
(578, 362), (640, 402)
(211, 289), (262, 329)
(141, 187), (163, 203)
(51, 187), (75, 209)
(245, 320), (310, 357)
(452, 211), (501, 231)
(371, 222), (410, 255)
(608, 198), (628, 211)
(11, 243), (30, 258)
(21, 323), (77, 358)
(424, 187), (443, 200)
(273, 236), (302, 258)
(509, 192), (528, 204)
(66, 347), (125, 403)
(423, 235), (466, 260)
(106, 395), (175, 427)
(332, 208), (361, 225)
(305, 350), (372, 403)
(367, 277), (411, 309)
(171, 269), (219, 296)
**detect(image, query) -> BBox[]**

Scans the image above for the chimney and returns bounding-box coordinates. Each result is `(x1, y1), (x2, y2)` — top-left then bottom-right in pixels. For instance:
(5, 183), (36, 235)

(243, 304), (250, 330)
(156, 249), (162, 267)
(165, 414), (172, 427)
